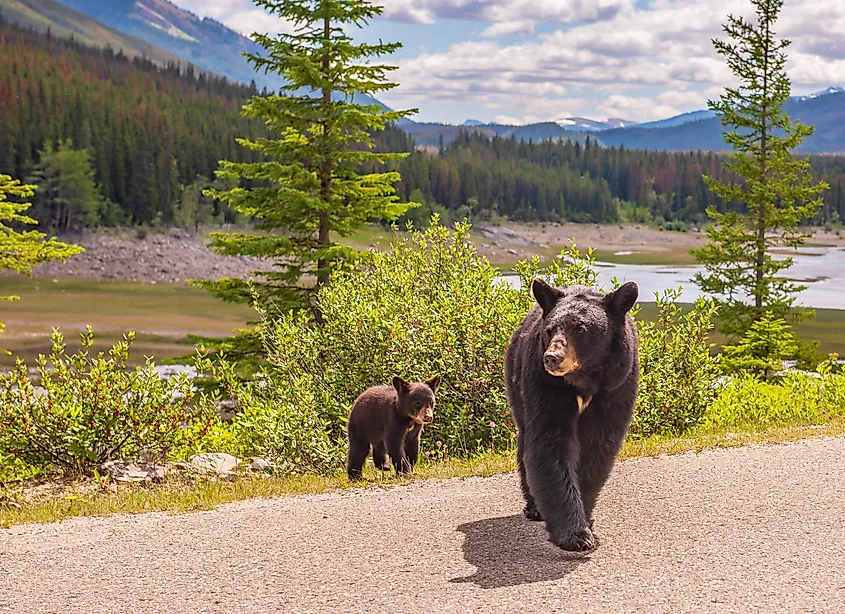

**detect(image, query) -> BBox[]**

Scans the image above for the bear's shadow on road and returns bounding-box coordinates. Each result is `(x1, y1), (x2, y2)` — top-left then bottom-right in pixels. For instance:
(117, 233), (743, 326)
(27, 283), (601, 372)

(450, 515), (589, 589)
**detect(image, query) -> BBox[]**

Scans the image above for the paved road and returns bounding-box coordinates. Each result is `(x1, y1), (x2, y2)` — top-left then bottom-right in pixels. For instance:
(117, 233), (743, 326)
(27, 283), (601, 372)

(2, 438), (845, 614)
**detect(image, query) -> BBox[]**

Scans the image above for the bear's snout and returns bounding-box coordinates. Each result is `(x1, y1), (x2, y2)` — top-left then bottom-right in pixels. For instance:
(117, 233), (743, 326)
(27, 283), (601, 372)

(544, 352), (562, 371)
(543, 335), (580, 376)
(422, 407), (434, 423)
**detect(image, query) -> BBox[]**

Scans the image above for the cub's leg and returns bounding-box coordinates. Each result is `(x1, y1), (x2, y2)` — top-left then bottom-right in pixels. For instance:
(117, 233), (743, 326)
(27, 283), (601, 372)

(372, 441), (390, 471)
(405, 424), (423, 470)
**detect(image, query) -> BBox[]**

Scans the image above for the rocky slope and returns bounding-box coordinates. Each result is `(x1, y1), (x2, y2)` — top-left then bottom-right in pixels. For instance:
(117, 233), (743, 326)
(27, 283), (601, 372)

(28, 229), (266, 284)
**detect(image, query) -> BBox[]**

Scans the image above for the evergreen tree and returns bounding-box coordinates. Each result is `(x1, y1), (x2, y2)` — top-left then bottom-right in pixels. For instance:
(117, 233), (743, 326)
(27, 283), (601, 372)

(692, 0), (829, 339)
(0, 174), (83, 342)
(194, 0), (417, 323)
(720, 311), (797, 380)
(27, 140), (105, 232)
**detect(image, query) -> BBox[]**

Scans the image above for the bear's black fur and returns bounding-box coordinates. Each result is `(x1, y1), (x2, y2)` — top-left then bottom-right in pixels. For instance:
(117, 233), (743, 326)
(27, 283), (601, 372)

(505, 278), (639, 551)
(346, 375), (442, 481)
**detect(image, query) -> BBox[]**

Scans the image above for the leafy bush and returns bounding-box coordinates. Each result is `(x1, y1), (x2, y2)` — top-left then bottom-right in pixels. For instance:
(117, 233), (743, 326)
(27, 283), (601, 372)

(253, 218), (526, 458)
(632, 288), (722, 438)
(706, 355), (845, 429)
(0, 328), (216, 475)
(198, 349), (342, 475)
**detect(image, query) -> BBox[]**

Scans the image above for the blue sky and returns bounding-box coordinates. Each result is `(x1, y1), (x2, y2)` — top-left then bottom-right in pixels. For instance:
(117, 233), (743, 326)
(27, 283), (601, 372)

(178, 0), (845, 125)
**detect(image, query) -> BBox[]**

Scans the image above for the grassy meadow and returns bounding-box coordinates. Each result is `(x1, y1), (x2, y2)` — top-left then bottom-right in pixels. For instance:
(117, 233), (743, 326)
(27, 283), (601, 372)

(0, 278), (255, 367)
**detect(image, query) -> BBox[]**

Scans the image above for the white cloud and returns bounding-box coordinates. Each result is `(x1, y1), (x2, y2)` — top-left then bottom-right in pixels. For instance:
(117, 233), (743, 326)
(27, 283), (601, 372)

(379, 0), (845, 122)
(182, 0), (845, 123)
(382, 0), (634, 26)
(481, 20), (535, 38)
(598, 95), (682, 122)
(173, 0), (293, 37)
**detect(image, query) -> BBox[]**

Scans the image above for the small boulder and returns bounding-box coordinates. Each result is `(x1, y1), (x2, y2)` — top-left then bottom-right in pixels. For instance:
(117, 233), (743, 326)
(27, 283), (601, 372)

(249, 457), (275, 473)
(188, 453), (241, 476)
(101, 461), (169, 483)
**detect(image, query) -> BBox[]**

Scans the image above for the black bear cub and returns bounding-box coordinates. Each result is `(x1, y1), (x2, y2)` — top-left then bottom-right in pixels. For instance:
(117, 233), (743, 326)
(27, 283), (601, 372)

(347, 375), (442, 481)
(505, 277), (639, 552)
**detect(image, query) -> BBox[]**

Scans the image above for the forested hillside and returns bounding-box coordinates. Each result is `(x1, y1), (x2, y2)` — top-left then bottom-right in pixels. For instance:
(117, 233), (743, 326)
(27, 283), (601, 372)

(394, 133), (845, 225)
(0, 19), (273, 226)
(1, 21), (844, 229)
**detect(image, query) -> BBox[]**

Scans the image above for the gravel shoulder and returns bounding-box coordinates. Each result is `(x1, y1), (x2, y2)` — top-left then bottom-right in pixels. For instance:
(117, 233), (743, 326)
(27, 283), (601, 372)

(3, 437), (845, 614)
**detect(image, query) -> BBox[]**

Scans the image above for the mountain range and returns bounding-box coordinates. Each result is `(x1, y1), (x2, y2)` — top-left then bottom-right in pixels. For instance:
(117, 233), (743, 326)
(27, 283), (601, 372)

(1, 0), (844, 154)
(404, 87), (845, 153)
(0, 0), (382, 105)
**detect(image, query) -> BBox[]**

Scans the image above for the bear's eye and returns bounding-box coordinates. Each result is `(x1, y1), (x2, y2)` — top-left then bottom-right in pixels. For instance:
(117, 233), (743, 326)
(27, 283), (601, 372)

(413, 402), (422, 409)
(576, 324), (588, 334)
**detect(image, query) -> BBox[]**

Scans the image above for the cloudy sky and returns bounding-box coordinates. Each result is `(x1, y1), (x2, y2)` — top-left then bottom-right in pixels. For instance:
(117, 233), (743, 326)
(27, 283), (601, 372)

(176, 0), (845, 125)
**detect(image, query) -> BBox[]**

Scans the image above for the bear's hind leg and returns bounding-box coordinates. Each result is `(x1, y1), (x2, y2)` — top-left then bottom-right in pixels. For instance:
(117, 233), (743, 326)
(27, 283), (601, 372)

(347, 431), (370, 481)
(518, 429), (543, 521)
(372, 442), (390, 471)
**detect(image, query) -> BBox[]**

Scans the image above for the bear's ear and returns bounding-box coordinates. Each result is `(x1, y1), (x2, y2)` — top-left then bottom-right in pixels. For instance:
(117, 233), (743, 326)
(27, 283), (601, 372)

(392, 376), (411, 395)
(605, 281), (639, 315)
(532, 278), (562, 315)
(425, 375), (442, 393)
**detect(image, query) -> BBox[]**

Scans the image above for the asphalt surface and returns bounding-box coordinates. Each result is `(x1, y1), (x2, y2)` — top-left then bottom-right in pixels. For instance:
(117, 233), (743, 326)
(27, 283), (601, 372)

(2, 437), (845, 614)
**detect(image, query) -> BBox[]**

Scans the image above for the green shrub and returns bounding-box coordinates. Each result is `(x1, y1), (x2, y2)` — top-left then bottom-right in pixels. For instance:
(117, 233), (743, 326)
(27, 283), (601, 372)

(706, 356), (845, 429)
(632, 288), (721, 437)
(0, 451), (40, 484)
(197, 347), (342, 475)
(0, 328), (216, 475)
(255, 218), (525, 458)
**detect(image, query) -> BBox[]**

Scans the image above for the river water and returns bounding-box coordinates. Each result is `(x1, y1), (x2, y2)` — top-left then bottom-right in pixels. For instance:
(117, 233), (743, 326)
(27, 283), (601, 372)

(500, 246), (845, 310)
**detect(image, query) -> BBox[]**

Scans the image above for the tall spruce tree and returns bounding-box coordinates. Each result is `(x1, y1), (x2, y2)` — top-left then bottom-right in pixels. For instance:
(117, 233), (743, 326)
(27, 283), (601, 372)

(27, 140), (105, 232)
(0, 174), (83, 343)
(192, 0), (417, 329)
(692, 0), (828, 339)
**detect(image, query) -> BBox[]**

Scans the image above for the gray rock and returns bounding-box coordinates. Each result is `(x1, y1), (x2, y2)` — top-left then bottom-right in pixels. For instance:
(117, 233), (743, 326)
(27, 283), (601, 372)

(101, 461), (169, 483)
(249, 458), (274, 473)
(188, 453), (241, 475)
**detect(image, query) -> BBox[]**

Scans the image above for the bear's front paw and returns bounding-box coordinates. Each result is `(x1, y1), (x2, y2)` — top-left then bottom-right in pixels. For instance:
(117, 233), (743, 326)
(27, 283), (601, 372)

(523, 503), (543, 521)
(551, 527), (596, 552)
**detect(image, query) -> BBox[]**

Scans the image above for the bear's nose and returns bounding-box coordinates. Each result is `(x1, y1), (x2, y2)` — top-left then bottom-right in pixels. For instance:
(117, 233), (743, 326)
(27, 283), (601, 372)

(543, 353), (561, 371)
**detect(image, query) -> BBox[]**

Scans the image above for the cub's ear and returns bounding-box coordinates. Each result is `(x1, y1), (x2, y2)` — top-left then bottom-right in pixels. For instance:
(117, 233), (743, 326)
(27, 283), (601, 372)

(392, 376), (411, 394)
(425, 375), (442, 393)
(605, 281), (639, 315)
(532, 278), (562, 315)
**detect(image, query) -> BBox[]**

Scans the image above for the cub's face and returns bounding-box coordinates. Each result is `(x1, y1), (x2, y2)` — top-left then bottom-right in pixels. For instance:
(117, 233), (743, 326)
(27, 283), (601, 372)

(393, 375), (442, 425)
(531, 278), (638, 378)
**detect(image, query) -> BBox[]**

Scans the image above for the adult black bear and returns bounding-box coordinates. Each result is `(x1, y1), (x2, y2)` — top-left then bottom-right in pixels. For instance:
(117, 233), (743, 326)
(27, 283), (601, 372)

(346, 375), (442, 481)
(505, 278), (639, 551)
